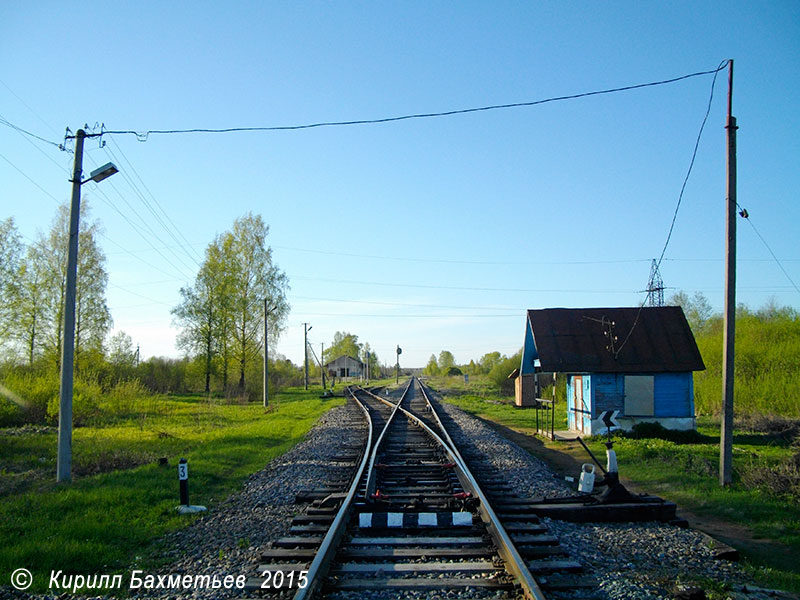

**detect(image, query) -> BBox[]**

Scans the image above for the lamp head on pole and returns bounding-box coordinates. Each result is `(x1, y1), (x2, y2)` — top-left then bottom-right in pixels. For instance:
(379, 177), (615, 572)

(85, 162), (118, 184)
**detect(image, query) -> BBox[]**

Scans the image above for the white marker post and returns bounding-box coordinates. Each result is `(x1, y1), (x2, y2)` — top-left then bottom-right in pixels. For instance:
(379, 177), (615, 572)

(176, 458), (207, 514)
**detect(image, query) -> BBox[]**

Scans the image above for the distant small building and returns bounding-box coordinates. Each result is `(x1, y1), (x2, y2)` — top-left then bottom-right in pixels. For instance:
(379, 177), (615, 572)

(520, 306), (705, 435)
(325, 355), (364, 379)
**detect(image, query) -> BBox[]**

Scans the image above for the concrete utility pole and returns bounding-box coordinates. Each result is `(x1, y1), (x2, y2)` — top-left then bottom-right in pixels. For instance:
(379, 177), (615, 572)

(720, 60), (737, 487)
(56, 129), (85, 484)
(57, 129), (118, 483)
(303, 323), (311, 390)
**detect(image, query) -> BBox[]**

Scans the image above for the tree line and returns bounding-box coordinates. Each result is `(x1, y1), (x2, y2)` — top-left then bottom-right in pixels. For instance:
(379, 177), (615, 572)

(0, 205), (295, 426)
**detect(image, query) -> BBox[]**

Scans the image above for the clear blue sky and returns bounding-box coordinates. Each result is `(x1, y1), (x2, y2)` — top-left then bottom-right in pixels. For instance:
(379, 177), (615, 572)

(2, 2), (798, 368)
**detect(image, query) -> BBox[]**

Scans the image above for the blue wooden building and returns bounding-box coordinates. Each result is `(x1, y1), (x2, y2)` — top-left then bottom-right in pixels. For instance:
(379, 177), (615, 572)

(521, 307), (705, 435)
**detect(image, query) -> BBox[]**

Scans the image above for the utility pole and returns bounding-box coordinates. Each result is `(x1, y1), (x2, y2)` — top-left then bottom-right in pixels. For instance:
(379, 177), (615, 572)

(321, 342), (326, 390)
(720, 59), (737, 487)
(262, 298), (269, 408)
(56, 129), (117, 484)
(366, 351), (370, 384)
(56, 129), (86, 484)
(303, 323), (311, 390)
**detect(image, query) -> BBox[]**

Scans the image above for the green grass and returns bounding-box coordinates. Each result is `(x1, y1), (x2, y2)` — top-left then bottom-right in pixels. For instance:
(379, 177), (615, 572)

(426, 374), (568, 431)
(0, 387), (343, 593)
(429, 377), (800, 595)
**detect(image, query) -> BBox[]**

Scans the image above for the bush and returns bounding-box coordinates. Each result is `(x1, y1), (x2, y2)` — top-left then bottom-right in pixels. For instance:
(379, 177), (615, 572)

(487, 351), (521, 396)
(101, 380), (149, 417)
(46, 378), (103, 426)
(0, 371), (59, 424)
(740, 447), (800, 502)
(620, 421), (707, 444)
(0, 396), (24, 427)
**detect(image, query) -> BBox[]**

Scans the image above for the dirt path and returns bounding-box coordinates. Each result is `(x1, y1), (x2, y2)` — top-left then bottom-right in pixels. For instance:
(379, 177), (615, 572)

(478, 417), (799, 578)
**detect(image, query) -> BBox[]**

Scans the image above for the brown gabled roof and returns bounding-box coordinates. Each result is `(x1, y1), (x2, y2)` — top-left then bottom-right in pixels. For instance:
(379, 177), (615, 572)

(527, 306), (705, 373)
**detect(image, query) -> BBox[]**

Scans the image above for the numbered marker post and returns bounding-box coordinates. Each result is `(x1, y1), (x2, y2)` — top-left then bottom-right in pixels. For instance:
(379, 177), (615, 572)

(178, 458), (189, 505)
(176, 458), (206, 514)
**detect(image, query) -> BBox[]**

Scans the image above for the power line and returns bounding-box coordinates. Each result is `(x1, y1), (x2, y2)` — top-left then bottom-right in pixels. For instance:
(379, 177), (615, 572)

(98, 144), (199, 273)
(738, 205), (800, 296)
(292, 275), (654, 294)
(274, 244), (654, 266)
(0, 116), (63, 148)
(0, 79), (62, 138)
(64, 64), (728, 141)
(291, 294), (521, 311)
(300, 312), (519, 319)
(614, 59), (727, 359)
(655, 59), (727, 267)
(105, 135), (203, 264)
(0, 150), (62, 203)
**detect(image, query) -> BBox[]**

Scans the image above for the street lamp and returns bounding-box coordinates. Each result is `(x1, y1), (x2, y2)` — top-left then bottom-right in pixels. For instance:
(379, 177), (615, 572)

(57, 129), (118, 483)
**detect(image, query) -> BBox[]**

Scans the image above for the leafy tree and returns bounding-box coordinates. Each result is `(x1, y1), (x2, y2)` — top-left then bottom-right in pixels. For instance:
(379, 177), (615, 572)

(107, 330), (136, 382)
(479, 351), (503, 374)
(362, 342), (380, 378)
(324, 332), (362, 364)
(465, 359), (480, 375)
(12, 202), (110, 372)
(173, 236), (231, 393)
(487, 350), (522, 395)
(172, 213), (289, 398)
(225, 214), (289, 394)
(438, 350), (455, 371)
(15, 240), (51, 366)
(423, 354), (439, 376)
(669, 290), (714, 333)
(0, 218), (23, 353)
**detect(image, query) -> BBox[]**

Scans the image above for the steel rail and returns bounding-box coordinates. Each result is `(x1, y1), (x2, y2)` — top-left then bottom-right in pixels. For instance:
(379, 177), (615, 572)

(414, 377), (547, 600)
(293, 381), (411, 600)
(364, 378), (413, 499)
(291, 387), (371, 600)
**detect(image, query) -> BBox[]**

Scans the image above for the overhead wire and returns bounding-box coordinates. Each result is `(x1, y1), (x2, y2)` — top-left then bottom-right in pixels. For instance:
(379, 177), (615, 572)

(88, 64), (728, 140)
(105, 134), (204, 264)
(613, 59), (728, 359)
(79, 148), (198, 280)
(292, 274), (654, 294)
(95, 145), (199, 274)
(0, 150), (62, 203)
(737, 204), (800, 296)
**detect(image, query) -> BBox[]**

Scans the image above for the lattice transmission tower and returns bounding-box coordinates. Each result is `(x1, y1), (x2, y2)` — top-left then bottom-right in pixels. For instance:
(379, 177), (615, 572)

(646, 259), (665, 307)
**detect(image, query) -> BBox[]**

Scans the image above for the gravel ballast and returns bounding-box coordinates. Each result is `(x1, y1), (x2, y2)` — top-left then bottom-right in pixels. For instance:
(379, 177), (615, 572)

(4, 388), (795, 600)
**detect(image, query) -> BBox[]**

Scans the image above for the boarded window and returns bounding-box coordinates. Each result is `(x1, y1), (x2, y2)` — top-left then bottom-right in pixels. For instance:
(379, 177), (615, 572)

(624, 375), (654, 416)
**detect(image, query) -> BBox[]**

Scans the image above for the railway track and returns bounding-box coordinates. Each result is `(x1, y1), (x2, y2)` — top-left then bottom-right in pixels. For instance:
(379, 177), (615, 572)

(248, 378), (599, 599)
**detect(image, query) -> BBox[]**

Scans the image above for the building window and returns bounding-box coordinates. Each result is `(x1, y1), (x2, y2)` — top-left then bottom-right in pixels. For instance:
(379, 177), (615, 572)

(624, 375), (654, 416)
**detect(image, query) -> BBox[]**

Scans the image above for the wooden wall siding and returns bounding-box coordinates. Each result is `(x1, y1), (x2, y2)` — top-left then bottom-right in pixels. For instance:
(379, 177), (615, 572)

(653, 372), (694, 417)
(521, 319), (538, 375)
(593, 373), (624, 415)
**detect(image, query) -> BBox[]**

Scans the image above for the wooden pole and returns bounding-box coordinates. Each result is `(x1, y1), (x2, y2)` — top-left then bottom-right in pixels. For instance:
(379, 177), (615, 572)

(720, 60), (737, 486)
(263, 298), (269, 408)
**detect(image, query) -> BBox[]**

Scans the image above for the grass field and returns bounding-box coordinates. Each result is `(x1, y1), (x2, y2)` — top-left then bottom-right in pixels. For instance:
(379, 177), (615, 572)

(0, 387), (343, 593)
(427, 374), (800, 595)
